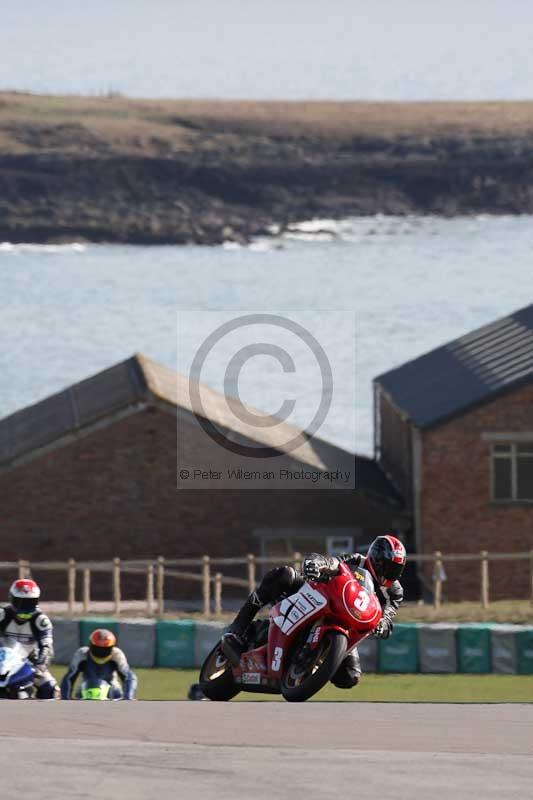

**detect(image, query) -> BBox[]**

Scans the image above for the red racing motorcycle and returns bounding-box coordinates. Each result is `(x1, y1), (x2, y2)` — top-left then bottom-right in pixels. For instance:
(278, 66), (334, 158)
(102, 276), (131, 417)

(199, 561), (382, 702)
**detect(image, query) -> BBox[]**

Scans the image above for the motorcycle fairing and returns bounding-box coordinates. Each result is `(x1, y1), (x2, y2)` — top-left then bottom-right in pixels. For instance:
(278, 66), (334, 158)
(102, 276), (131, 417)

(225, 561), (383, 697)
(6, 661), (34, 688)
(272, 584), (327, 635)
(235, 643), (280, 692)
(0, 643), (34, 690)
(267, 591), (329, 680)
(80, 680), (112, 700)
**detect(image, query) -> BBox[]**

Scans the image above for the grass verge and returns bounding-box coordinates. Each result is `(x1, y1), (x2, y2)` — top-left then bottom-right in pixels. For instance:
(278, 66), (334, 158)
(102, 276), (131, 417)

(49, 666), (533, 702)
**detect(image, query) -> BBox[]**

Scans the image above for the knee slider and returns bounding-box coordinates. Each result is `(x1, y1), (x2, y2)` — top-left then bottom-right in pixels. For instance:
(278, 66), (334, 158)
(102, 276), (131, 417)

(331, 657), (361, 689)
(332, 672), (360, 689)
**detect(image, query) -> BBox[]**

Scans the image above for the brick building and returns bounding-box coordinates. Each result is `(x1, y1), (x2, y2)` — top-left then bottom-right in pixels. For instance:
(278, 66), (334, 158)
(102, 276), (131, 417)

(375, 304), (533, 600)
(0, 354), (405, 598)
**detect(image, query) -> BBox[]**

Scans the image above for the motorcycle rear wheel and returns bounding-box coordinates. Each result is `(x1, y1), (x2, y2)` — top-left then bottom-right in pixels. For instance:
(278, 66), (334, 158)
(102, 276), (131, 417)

(199, 643), (241, 701)
(281, 631), (348, 702)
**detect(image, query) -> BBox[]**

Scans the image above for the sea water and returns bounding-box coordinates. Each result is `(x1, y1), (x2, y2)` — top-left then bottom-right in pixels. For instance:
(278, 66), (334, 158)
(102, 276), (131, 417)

(2, 215), (533, 454)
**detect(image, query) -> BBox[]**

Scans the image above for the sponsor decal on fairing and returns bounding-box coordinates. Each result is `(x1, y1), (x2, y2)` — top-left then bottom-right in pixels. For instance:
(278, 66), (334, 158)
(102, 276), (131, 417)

(273, 584), (327, 635)
(242, 672), (261, 684)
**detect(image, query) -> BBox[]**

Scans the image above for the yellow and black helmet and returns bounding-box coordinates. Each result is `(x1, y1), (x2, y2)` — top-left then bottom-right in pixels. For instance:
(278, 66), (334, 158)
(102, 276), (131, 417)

(88, 628), (116, 664)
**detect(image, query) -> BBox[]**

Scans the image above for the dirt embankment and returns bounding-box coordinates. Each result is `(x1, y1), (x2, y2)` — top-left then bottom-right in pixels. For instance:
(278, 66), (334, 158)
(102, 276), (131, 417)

(1, 94), (533, 244)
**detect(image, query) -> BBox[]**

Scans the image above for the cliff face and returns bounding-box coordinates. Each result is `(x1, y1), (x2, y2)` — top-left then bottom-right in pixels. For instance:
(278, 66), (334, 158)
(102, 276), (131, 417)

(1, 95), (533, 244)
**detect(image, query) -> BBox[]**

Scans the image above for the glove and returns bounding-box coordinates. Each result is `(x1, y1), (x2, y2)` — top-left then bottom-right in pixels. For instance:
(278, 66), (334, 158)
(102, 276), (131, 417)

(302, 555), (329, 581)
(374, 615), (394, 639)
(29, 643), (51, 667)
(28, 650), (48, 667)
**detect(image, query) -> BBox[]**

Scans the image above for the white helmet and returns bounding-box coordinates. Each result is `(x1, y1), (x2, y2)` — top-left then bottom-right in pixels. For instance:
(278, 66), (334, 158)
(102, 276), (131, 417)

(9, 579), (41, 618)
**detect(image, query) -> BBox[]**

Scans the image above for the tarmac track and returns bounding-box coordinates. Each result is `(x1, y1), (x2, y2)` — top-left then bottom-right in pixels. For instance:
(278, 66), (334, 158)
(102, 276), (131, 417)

(2, 702), (532, 799)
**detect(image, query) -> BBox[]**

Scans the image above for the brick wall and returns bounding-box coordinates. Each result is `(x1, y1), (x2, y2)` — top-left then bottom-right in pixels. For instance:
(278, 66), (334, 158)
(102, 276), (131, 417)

(0, 407), (399, 599)
(420, 382), (533, 600)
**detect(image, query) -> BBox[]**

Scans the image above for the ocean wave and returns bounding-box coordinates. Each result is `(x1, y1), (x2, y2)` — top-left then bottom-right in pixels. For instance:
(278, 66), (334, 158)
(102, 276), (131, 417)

(0, 242), (87, 254)
(222, 238), (283, 252)
(272, 215), (454, 243)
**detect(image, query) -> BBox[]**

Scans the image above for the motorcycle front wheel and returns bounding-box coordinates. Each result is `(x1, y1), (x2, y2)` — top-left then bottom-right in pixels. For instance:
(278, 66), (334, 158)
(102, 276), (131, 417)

(199, 643), (241, 701)
(281, 631), (348, 702)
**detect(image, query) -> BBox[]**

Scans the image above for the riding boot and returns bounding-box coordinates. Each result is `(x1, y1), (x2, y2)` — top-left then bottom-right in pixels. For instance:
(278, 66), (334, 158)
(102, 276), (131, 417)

(221, 591), (263, 665)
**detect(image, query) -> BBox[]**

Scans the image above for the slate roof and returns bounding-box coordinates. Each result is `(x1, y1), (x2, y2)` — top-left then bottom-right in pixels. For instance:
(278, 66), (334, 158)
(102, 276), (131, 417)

(375, 304), (533, 429)
(0, 354), (401, 505)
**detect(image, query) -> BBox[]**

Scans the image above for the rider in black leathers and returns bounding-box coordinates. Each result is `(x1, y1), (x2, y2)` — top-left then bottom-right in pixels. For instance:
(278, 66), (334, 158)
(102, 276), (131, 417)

(221, 535), (406, 688)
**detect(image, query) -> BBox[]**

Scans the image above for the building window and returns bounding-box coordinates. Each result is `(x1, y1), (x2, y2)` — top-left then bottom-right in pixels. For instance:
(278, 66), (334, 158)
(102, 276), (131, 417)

(326, 536), (354, 556)
(492, 443), (533, 501)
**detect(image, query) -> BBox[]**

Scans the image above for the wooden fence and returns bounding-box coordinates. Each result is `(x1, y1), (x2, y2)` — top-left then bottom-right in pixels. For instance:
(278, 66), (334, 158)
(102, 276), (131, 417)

(1, 551), (532, 616)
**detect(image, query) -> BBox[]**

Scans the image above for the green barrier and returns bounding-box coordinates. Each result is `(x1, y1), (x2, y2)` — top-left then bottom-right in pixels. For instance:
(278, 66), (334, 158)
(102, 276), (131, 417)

(516, 628), (533, 675)
(118, 620), (157, 668)
(490, 624), (520, 674)
(64, 619), (533, 674)
(378, 624), (419, 673)
(457, 626), (491, 673)
(51, 618), (81, 664)
(79, 618), (120, 646)
(156, 620), (196, 667)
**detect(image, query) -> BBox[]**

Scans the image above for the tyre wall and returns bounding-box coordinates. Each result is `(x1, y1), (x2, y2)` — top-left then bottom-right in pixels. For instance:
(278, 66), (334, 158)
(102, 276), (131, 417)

(50, 619), (533, 673)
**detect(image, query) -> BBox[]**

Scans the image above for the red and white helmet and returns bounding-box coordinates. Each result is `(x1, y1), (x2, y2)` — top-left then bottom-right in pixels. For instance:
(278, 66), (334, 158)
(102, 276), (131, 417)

(365, 535), (406, 589)
(9, 579), (41, 618)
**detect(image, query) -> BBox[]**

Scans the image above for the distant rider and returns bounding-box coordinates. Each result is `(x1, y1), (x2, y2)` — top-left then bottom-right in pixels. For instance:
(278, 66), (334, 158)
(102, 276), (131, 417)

(0, 578), (57, 699)
(60, 628), (138, 699)
(222, 535), (407, 688)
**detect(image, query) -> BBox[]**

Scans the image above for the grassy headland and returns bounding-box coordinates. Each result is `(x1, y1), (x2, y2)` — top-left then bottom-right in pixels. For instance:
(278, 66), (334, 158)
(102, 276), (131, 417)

(1, 93), (533, 244)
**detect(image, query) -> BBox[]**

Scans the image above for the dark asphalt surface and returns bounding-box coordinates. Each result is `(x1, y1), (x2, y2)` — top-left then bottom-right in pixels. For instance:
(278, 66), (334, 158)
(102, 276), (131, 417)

(1, 702), (532, 798)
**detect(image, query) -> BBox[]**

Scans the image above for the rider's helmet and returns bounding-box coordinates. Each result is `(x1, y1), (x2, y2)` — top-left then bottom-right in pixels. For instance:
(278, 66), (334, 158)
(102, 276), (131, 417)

(9, 579), (41, 620)
(365, 535), (406, 589)
(88, 629), (116, 664)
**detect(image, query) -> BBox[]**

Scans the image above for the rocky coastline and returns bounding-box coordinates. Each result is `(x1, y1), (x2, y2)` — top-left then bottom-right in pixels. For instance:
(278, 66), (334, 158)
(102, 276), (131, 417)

(1, 94), (533, 245)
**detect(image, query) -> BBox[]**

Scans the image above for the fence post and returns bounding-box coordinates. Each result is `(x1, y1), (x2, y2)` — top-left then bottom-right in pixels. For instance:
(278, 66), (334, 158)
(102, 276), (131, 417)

(146, 563), (154, 616)
(67, 559), (76, 615)
(247, 553), (256, 594)
(433, 551), (442, 610)
(214, 573), (222, 616)
(82, 569), (91, 614)
(293, 551), (302, 573)
(202, 556), (211, 615)
(530, 550), (533, 606)
(481, 550), (489, 608)
(18, 559), (30, 579)
(157, 557), (165, 616)
(113, 557), (121, 616)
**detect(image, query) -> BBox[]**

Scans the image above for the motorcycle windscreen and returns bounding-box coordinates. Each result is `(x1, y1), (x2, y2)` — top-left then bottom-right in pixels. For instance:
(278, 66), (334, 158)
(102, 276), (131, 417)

(351, 567), (375, 595)
(80, 682), (111, 700)
(0, 642), (32, 687)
